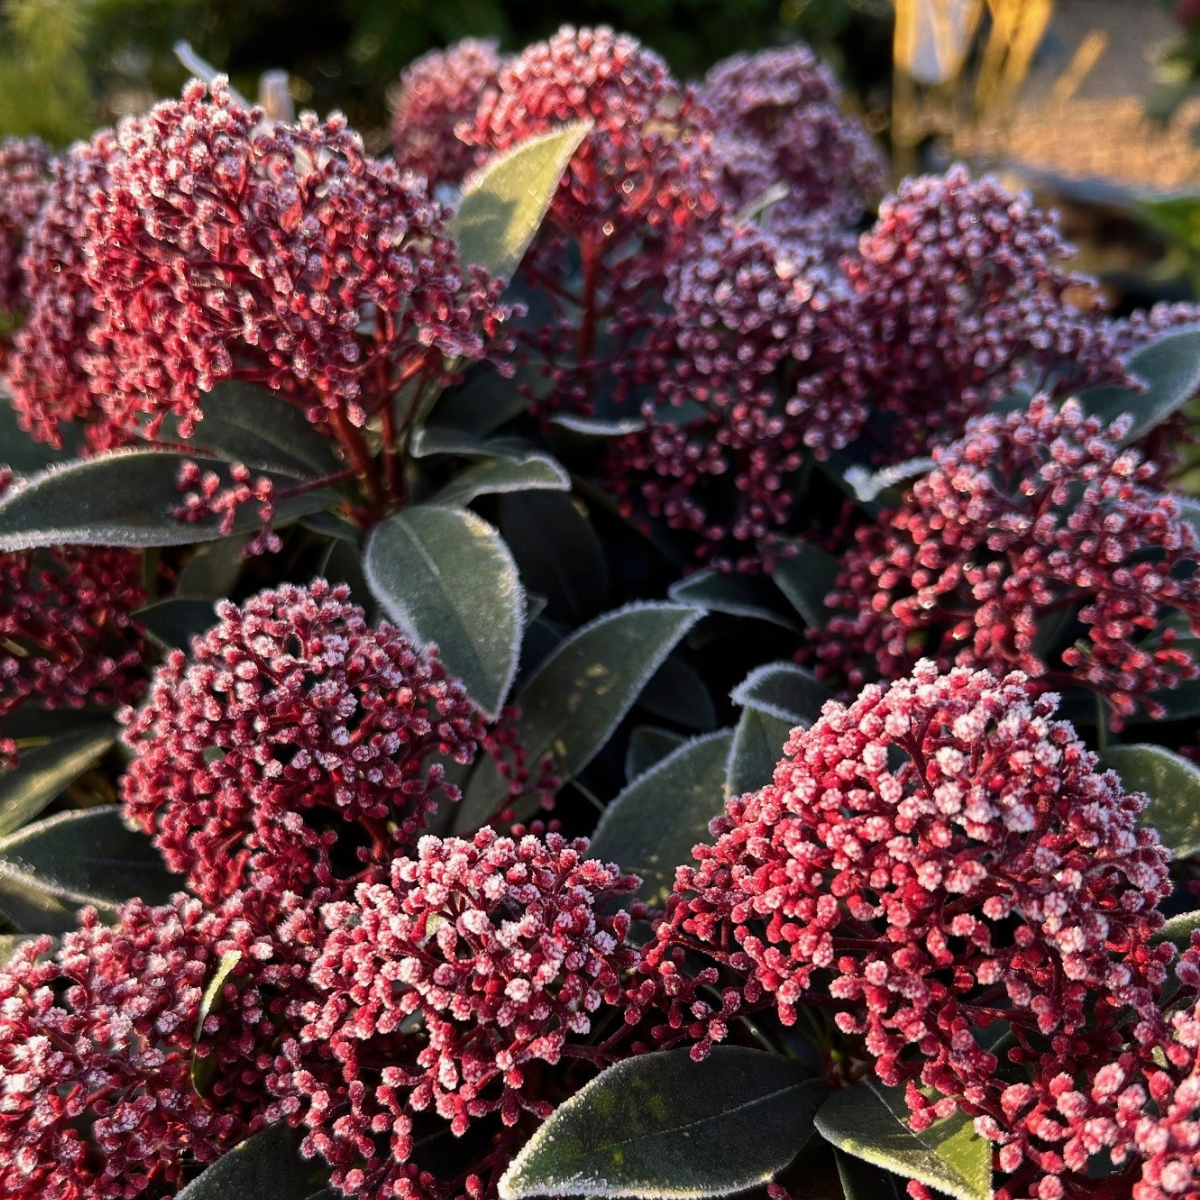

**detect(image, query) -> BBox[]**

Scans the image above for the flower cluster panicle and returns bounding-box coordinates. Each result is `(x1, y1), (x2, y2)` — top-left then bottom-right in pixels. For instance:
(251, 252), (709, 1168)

(173, 458), (281, 556)
(0, 136), (50, 321)
(814, 397), (1200, 727)
(0, 892), (316, 1200)
(698, 45), (886, 250)
(80, 77), (507, 443)
(608, 217), (874, 572)
(636, 662), (1172, 1199)
(6, 131), (120, 450)
(392, 39), (505, 188)
(845, 167), (1127, 460)
(0, 508), (149, 761)
(120, 580), (487, 904)
(269, 829), (638, 1200)
(466, 26), (721, 416)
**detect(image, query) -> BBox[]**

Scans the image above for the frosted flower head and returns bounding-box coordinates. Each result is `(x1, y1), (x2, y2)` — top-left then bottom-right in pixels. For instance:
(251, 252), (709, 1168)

(120, 580), (486, 903)
(83, 78), (507, 441)
(392, 38), (505, 186)
(846, 167), (1126, 460)
(272, 829), (637, 1198)
(815, 396), (1200, 726)
(0, 135), (50, 318)
(640, 662), (1172, 1194)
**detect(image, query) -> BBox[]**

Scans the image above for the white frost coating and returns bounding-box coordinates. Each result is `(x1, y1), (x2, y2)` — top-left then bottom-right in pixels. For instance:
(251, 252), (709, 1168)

(363, 504), (525, 721)
(728, 661), (830, 725)
(842, 457), (936, 504)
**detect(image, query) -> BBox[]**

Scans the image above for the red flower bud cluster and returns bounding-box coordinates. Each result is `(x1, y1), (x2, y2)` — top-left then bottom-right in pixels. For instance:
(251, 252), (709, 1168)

(814, 397), (1200, 726)
(7, 133), (119, 450)
(0, 136), (50, 320)
(392, 39), (505, 188)
(637, 662), (1172, 1200)
(466, 26), (720, 416)
(270, 829), (638, 1200)
(0, 893), (314, 1200)
(0, 476), (148, 759)
(845, 167), (1126, 460)
(698, 45), (886, 251)
(608, 218), (873, 572)
(120, 580), (486, 904)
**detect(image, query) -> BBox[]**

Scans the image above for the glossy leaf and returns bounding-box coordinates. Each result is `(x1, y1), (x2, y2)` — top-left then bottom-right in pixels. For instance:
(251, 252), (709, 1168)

(0, 725), (116, 838)
(590, 731), (733, 907)
(176, 1123), (330, 1200)
(726, 708), (794, 800)
(170, 382), (343, 478)
(730, 662), (832, 726)
(430, 451), (570, 507)
(1104, 744), (1200, 858)
(834, 1150), (906, 1200)
(364, 505), (522, 719)
(499, 1048), (825, 1200)
(772, 545), (840, 628)
(625, 725), (688, 782)
(1156, 908), (1200, 946)
(452, 123), (591, 285)
(137, 598), (218, 651)
(0, 806), (177, 933)
(668, 571), (798, 631)
(1079, 328), (1200, 444)
(499, 491), (609, 624)
(0, 451), (334, 551)
(814, 1082), (992, 1200)
(456, 603), (700, 832)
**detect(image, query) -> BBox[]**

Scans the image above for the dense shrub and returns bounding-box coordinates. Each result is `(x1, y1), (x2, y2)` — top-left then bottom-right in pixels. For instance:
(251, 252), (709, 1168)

(0, 25), (1198, 1200)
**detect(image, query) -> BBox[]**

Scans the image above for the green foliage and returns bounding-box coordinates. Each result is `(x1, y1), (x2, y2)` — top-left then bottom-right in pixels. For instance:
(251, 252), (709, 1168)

(1103, 743), (1200, 858)
(499, 1048), (826, 1200)
(589, 729), (733, 907)
(175, 1123), (331, 1200)
(0, 806), (176, 933)
(0, 724), (115, 837)
(814, 1082), (993, 1200)
(364, 504), (524, 718)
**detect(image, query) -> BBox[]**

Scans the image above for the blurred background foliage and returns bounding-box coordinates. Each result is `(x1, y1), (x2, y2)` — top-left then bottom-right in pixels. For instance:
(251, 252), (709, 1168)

(0, 0), (893, 146)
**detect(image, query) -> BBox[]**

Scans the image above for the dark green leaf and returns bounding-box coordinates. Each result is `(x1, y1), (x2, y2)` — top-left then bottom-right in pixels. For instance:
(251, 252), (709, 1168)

(638, 657), (717, 731)
(0, 806), (177, 933)
(424, 369), (529, 437)
(170, 382), (343, 478)
(192, 949), (243, 1094)
(431, 451), (570, 507)
(137, 598), (218, 651)
(625, 726), (688, 782)
(834, 1150), (906, 1200)
(318, 538), (371, 610)
(1156, 909), (1200, 946)
(814, 1082), (992, 1200)
(499, 491), (609, 624)
(0, 397), (80, 476)
(175, 536), (249, 599)
(409, 424), (532, 460)
(726, 708), (794, 799)
(176, 1123), (330, 1200)
(668, 571), (799, 631)
(0, 725), (116, 838)
(455, 603), (701, 832)
(451, 123), (591, 284)
(499, 1048), (825, 1200)
(730, 662), (832, 726)
(364, 505), (522, 718)
(1103, 744), (1200, 858)
(0, 451), (335, 551)
(772, 545), (840, 628)
(590, 731), (733, 907)
(1078, 329), (1200, 444)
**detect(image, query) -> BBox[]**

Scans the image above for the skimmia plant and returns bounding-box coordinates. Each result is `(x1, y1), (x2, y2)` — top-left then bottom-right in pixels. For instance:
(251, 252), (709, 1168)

(0, 24), (1199, 1200)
